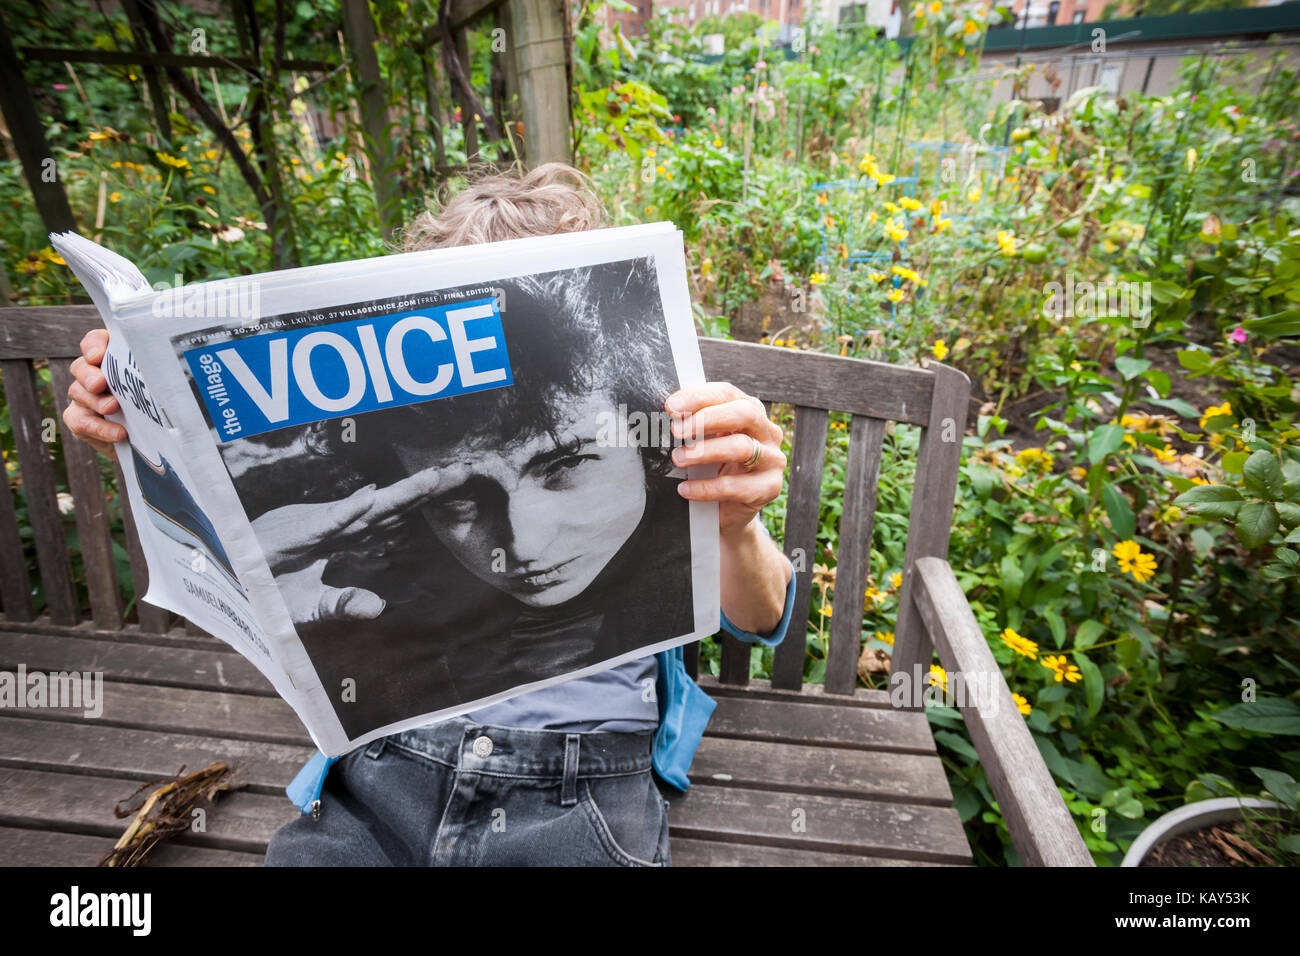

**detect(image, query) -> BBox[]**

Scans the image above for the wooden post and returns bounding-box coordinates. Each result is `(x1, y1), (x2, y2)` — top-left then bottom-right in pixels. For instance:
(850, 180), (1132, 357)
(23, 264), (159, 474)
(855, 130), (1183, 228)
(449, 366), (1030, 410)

(0, 9), (78, 235)
(120, 0), (174, 143)
(340, 0), (403, 238)
(508, 0), (571, 165)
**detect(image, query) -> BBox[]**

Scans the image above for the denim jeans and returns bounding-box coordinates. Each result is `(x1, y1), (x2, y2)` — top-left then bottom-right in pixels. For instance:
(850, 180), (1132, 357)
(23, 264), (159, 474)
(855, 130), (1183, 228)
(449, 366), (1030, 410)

(266, 716), (672, 866)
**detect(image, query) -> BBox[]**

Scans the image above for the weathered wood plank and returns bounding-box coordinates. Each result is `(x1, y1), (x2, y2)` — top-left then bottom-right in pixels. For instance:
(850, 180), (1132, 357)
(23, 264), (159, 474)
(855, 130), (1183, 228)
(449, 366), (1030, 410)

(0, 767), (297, 853)
(913, 556), (1093, 866)
(690, 735), (952, 805)
(668, 836), (955, 867)
(0, 305), (97, 359)
(668, 783), (970, 862)
(697, 675), (893, 709)
(827, 415), (885, 695)
(718, 631), (750, 687)
(50, 361), (122, 629)
(0, 359), (78, 623)
(706, 694), (937, 753)
(0, 717), (313, 791)
(0, 618), (228, 653)
(892, 363), (970, 682)
(773, 405), (827, 691)
(700, 338), (933, 426)
(9, 679), (310, 746)
(0, 631), (274, 695)
(0, 444), (33, 621)
(0, 825), (264, 866)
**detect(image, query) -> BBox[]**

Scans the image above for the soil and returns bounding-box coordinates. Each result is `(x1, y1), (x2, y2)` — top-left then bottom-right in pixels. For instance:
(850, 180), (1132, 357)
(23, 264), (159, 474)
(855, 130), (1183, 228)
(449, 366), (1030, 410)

(1139, 815), (1296, 867)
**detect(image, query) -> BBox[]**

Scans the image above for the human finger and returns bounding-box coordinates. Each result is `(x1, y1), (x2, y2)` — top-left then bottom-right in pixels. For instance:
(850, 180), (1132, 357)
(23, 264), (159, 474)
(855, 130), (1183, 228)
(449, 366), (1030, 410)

(80, 329), (110, 367)
(672, 397), (773, 443)
(68, 377), (119, 416)
(672, 433), (786, 473)
(677, 469), (784, 508)
(70, 354), (112, 396)
(62, 401), (125, 454)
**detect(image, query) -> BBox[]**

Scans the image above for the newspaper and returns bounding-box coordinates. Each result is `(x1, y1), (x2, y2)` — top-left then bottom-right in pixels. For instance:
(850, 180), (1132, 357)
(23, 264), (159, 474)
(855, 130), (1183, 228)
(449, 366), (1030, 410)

(52, 225), (720, 756)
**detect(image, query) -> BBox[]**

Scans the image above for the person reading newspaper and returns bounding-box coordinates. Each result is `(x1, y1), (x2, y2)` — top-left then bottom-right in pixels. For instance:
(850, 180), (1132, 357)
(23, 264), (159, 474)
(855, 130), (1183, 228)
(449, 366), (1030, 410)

(62, 163), (796, 866)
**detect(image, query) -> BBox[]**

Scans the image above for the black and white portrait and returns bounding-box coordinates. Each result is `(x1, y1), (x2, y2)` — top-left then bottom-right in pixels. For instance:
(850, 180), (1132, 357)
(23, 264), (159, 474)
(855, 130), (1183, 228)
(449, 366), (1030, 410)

(191, 257), (697, 737)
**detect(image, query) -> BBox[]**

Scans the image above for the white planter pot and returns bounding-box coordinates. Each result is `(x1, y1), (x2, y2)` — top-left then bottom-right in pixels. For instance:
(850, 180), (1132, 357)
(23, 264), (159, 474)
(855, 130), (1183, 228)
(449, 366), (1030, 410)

(1121, 797), (1287, 867)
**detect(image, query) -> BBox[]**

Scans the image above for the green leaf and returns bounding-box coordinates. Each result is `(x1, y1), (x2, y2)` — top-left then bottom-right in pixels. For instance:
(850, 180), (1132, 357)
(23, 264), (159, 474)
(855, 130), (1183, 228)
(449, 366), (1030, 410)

(999, 554), (1024, 606)
(1115, 356), (1151, 381)
(1252, 767), (1299, 810)
(1177, 349), (1212, 372)
(1209, 698), (1300, 736)
(1191, 527), (1215, 555)
(1074, 652), (1103, 719)
(1075, 619), (1105, 648)
(1115, 798), (1145, 820)
(1103, 483), (1136, 539)
(1144, 396), (1200, 418)
(1088, 424), (1126, 464)
(1236, 501), (1279, 549)
(1242, 308), (1300, 339)
(1174, 484), (1243, 519)
(1243, 450), (1285, 500)
(1043, 608), (1067, 648)
(1221, 451), (1249, 474)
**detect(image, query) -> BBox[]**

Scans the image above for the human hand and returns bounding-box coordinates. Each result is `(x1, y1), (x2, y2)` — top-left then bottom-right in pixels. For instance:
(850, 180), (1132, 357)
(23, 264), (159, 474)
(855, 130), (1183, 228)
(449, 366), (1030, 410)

(666, 382), (786, 539)
(254, 464), (470, 626)
(63, 329), (127, 457)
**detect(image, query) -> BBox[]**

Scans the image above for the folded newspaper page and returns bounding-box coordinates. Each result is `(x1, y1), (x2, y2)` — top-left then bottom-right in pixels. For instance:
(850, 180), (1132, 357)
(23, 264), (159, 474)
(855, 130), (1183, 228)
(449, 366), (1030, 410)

(52, 226), (721, 756)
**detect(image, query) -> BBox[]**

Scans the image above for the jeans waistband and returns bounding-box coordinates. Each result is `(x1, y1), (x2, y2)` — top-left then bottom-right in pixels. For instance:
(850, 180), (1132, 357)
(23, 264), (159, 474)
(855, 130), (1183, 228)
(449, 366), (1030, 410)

(377, 715), (654, 780)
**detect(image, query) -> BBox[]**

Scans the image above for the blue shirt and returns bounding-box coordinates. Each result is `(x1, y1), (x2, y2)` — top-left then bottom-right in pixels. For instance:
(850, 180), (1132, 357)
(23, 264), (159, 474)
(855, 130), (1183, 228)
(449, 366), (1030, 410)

(286, 543), (798, 811)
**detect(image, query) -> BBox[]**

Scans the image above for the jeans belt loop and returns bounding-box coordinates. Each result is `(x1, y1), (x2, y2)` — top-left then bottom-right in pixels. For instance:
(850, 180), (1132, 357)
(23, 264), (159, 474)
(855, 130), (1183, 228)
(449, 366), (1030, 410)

(561, 733), (581, 807)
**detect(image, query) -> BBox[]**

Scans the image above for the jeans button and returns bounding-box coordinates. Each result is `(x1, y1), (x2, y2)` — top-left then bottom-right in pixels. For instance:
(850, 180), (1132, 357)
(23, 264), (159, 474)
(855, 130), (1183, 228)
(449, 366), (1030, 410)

(472, 735), (493, 758)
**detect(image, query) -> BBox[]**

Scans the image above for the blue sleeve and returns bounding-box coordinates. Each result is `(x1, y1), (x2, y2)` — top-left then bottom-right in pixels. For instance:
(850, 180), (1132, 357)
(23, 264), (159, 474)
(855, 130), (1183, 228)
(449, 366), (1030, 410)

(718, 520), (798, 648)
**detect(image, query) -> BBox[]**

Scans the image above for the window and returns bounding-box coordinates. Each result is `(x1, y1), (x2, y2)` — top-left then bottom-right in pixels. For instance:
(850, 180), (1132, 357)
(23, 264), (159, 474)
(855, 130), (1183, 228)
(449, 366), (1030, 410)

(1047, 1), (1060, 24)
(1073, 10), (1085, 22)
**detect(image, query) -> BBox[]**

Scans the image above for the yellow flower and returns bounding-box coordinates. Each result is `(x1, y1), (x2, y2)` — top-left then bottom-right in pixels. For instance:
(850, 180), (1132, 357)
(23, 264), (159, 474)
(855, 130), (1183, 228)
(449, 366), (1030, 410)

(899, 196), (922, 211)
(36, 246), (66, 266)
(884, 217), (908, 243)
(933, 216), (951, 233)
(892, 265), (926, 285)
(929, 0), (942, 13)
(1014, 446), (1053, 473)
(929, 664), (948, 692)
(877, 630), (895, 645)
(869, 271), (886, 282)
(656, 164), (666, 175)
(1069, 361), (1082, 371)
(963, 19), (979, 34)
(884, 200), (901, 214)
(837, 242), (849, 259)
(1186, 148), (1197, 173)
(886, 288), (905, 303)
(202, 185), (215, 194)
(997, 229), (1017, 256)
(966, 185), (981, 202)
(1156, 504), (1183, 525)
(1113, 540), (1158, 583)
(872, 171), (897, 185)
(156, 152), (191, 170)
(1000, 627), (1039, 659)
(890, 572), (902, 589)
(701, 257), (713, 277)
(203, 149), (220, 160)
(868, 210), (878, 225)
(1012, 692), (1031, 716)
(109, 191), (122, 203)
(1041, 655), (1082, 684)
(1199, 401), (1232, 429)
(1153, 445), (1177, 464)
(816, 192), (829, 205)
(809, 272), (828, 285)
(931, 339), (949, 360)
(820, 604), (833, 617)
(930, 199), (943, 218)
(824, 214), (835, 228)
(864, 586), (885, 608)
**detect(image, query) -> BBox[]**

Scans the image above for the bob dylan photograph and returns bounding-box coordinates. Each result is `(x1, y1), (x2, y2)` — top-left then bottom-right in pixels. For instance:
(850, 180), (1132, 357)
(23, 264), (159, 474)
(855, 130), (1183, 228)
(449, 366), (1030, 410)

(195, 256), (697, 739)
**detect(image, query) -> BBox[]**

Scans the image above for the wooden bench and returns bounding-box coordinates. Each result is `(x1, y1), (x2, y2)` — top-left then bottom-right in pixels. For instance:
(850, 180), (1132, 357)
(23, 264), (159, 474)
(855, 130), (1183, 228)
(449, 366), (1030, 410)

(0, 305), (1093, 866)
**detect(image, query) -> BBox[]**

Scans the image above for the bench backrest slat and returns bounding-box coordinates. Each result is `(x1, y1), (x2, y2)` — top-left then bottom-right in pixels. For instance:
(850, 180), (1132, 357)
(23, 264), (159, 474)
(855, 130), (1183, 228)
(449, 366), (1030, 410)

(773, 404), (828, 690)
(50, 360), (122, 629)
(0, 435), (34, 621)
(0, 358), (79, 624)
(826, 415), (887, 696)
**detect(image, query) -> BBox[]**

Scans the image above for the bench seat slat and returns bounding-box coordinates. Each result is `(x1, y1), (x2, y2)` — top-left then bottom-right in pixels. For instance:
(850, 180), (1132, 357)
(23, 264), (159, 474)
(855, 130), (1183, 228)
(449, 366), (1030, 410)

(0, 716), (314, 791)
(0, 825), (264, 867)
(668, 783), (971, 863)
(668, 836), (957, 866)
(0, 629), (273, 695)
(0, 766), (297, 854)
(706, 695), (936, 753)
(690, 736), (952, 804)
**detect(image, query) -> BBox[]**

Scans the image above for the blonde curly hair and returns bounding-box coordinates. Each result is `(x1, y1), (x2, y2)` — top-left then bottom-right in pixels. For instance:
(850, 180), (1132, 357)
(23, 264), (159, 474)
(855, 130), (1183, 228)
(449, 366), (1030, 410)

(399, 163), (607, 251)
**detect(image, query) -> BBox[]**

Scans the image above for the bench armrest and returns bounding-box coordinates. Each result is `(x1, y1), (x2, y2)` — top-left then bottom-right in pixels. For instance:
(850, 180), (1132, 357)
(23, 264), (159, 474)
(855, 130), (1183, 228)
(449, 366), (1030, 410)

(911, 556), (1095, 867)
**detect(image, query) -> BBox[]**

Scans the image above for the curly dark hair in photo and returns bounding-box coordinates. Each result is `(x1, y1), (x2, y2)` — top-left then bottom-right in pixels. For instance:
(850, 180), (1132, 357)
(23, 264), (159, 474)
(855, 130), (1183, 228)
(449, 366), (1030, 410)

(305, 256), (680, 482)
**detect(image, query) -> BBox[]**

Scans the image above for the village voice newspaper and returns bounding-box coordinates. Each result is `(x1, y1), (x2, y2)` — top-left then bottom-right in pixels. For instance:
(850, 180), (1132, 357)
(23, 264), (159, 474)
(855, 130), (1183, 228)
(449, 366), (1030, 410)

(51, 225), (720, 756)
